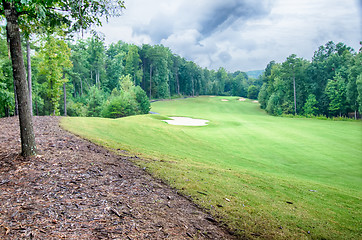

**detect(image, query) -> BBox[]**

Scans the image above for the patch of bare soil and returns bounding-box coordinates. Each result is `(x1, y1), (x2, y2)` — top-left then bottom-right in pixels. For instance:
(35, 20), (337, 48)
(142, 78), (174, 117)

(0, 116), (236, 239)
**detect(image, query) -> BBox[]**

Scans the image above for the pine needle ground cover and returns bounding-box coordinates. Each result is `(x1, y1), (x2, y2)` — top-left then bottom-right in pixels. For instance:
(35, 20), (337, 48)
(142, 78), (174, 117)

(61, 96), (362, 239)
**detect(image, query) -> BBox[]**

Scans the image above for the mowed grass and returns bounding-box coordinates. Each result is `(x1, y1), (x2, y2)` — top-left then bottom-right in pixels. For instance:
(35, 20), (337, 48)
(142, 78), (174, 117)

(61, 96), (362, 239)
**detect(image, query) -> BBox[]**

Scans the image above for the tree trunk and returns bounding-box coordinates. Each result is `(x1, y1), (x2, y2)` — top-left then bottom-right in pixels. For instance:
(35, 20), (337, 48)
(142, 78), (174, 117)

(63, 82), (67, 116)
(80, 78), (83, 96)
(4, 3), (37, 156)
(27, 38), (33, 116)
(191, 77), (195, 97)
(13, 80), (18, 115)
(149, 65), (152, 100)
(293, 70), (297, 115)
(176, 69), (180, 95)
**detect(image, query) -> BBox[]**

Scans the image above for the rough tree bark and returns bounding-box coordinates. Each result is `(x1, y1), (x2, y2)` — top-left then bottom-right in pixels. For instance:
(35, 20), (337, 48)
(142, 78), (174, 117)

(27, 38), (33, 116)
(63, 82), (67, 116)
(4, 2), (36, 156)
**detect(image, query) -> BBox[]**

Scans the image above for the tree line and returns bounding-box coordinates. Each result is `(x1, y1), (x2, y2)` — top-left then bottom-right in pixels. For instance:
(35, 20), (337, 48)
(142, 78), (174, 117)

(0, 32), (262, 118)
(258, 41), (362, 118)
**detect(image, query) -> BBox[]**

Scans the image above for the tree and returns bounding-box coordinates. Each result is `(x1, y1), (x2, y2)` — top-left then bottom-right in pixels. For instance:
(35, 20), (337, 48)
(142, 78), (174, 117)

(356, 74), (362, 113)
(38, 33), (72, 115)
(325, 74), (347, 117)
(0, 0), (125, 156)
(87, 86), (104, 117)
(247, 85), (259, 99)
(124, 45), (142, 85)
(303, 94), (319, 116)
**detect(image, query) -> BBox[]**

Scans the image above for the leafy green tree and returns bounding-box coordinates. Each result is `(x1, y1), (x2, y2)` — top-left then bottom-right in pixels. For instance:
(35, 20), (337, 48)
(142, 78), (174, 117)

(87, 35), (106, 89)
(247, 85), (259, 99)
(232, 73), (247, 97)
(105, 41), (126, 92)
(346, 52), (362, 118)
(325, 74), (347, 117)
(125, 45), (142, 86)
(266, 93), (282, 116)
(134, 86), (150, 114)
(87, 86), (104, 117)
(68, 39), (90, 97)
(303, 94), (319, 116)
(356, 74), (362, 113)
(0, 0), (125, 156)
(102, 75), (149, 118)
(0, 29), (14, 117)
(38, 33), (72, 115)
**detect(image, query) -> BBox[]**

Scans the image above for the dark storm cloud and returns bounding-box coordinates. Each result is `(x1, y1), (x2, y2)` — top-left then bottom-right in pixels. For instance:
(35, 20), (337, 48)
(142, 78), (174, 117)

(133, 14), (174, 43)
(199, 0), (272, 37)
(131, 0), (272, 44)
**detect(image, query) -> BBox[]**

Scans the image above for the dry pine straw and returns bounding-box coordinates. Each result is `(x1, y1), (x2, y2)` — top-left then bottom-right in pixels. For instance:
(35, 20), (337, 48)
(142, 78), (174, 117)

(0, 116), (235, 240)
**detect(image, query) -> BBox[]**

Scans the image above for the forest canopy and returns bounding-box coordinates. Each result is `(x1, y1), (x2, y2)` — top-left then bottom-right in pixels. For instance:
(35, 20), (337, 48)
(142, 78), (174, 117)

(258, 41), (362, 118)
(0, 30), (360, 119)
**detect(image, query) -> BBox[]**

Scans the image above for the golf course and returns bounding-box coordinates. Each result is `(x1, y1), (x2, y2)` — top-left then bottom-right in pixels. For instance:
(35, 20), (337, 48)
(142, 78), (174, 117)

(61, 96), (362, 239)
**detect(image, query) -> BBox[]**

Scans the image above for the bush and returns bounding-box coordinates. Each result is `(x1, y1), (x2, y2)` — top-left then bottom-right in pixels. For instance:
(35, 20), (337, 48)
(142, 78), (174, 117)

(102, 91), (138, 118)
(67, 99), (87, 116)
(134, 86), (150, 114)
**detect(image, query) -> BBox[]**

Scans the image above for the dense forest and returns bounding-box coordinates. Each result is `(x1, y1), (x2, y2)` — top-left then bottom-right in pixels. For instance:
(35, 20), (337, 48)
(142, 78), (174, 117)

(0, 30), (261, 118)
(0, 28), (361, 119)
(258, 41), (362, 118)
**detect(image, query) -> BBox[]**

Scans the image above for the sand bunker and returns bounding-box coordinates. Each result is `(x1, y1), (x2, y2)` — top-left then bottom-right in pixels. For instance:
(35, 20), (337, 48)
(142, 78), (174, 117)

(253, 100), (259, 103)
(163, 117), (209, 126)
(221, 99), (229, 102)
(239, 98), (246, 101)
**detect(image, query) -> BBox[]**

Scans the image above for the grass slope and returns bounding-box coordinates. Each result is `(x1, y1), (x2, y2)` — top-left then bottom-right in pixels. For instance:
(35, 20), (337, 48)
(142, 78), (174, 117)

(61, 96), (362, 239)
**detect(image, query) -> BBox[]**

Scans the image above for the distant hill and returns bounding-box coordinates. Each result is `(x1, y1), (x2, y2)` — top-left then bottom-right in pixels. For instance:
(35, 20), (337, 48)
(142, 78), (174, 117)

(246, 70), (263, 79)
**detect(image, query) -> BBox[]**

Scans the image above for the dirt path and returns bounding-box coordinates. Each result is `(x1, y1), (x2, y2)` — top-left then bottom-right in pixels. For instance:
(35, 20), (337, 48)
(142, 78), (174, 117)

(0, 116), (235, 239)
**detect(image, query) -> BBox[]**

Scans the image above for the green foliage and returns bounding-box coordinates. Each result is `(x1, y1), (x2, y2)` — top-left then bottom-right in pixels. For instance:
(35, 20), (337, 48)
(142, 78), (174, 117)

(101, 75), (150, 118)
(67, 99), (87, 117)
(356, 74), (362, 113)
(134, 86), (151, 114)
(247, 85), (259, 99)
(38, 33), (72, 115)
(266, 93), (282, 115)
(87, 86), (104, 117)
(303, 94), (319, 116)
(101, 91), (137, 118)
(260, 41), (360, 118)
(325, 74), (347, 116)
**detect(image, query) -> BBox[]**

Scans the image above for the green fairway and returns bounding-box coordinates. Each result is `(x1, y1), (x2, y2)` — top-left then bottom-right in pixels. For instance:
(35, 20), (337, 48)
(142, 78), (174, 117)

(61, 96), (362, 239)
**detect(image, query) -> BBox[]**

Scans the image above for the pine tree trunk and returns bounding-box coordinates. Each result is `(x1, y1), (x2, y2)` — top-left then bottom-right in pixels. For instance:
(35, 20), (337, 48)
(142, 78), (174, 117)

(176, 69), (180, 95)
(63, 83), (67, 116)
(4, 3), (36, 156)
(149, 65), (152, 100)
(27, 38), (33, 116)
(293, 70), (297, 115)
(80, 78), (83, 96)
(13, 80), (18, 115)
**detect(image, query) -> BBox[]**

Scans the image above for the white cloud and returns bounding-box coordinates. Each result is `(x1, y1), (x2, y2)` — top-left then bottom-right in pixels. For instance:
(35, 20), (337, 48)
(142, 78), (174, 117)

(95, 0), (361, 72)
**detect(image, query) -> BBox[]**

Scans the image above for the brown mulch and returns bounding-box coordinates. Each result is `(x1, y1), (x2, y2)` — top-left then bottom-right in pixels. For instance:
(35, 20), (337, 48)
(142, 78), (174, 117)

(0, 116), (236, 239)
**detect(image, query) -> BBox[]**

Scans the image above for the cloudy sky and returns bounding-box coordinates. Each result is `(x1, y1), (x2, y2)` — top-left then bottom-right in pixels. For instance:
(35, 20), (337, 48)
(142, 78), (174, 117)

(95, 0), (361, 72)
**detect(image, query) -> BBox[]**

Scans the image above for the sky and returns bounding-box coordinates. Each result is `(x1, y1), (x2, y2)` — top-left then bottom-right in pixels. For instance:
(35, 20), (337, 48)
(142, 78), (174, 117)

(95, 0), (362, 72)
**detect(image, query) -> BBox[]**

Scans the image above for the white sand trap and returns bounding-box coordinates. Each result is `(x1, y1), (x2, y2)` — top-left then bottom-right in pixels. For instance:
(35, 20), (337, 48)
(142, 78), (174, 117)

(239, 98), (246, 101)
(253, 100), (259, 103)
(163, 117), (209, 126)
(221, 99), (229, 102)
(209, 96), (216, 97)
